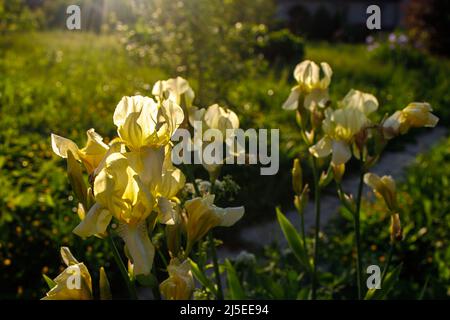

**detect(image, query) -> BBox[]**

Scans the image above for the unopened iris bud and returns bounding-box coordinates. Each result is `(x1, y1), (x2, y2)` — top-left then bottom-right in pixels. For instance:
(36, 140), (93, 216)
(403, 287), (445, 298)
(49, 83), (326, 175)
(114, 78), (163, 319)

(390, 213), (402, 242)
(332, 163), (345, 183)
(364, 173), (398, 212)
(294, 185), (309, 214)
(292, 158), (303, 195)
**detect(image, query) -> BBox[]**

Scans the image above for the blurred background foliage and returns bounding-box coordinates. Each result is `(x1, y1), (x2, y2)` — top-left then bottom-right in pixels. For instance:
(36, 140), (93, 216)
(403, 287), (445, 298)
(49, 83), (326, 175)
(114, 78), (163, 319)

(0, 0), (449, 299)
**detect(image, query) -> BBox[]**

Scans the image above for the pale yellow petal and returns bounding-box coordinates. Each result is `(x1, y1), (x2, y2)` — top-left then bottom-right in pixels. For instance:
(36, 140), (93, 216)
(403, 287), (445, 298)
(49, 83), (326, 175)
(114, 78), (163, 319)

(282, 88), (300, 110)
(217, 206), (245, 227)
(51, 133), (80, 160)
(118, 222), (155, 276)
(73, 203), (112, 238)
(309, 137), (332, 158)
(331, 140), (352, 165)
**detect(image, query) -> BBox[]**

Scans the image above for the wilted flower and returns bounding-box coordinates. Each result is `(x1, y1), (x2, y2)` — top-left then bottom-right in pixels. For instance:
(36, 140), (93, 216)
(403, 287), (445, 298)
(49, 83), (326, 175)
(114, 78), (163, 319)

(309, 89), (378, 165)
(383, 102), (439, 139)
(42, 247), (92, 300)
(363, 173), (398, 211)
(51, 129), (109, 174)
(184, 195), (244, 246)
(159, 258), (194, 300)
(282, 60), (332, 111)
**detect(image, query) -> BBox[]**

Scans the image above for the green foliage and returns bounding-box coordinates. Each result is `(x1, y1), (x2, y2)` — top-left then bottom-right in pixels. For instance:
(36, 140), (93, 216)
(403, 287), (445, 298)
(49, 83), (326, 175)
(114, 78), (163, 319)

(257, 29), (305, 65)
(121, 0), (276, 105)
(233, 137), (449, 299)
(0, 0), (41, 32)
(0, 32), (166, 298)
(1, 29), (449, 299)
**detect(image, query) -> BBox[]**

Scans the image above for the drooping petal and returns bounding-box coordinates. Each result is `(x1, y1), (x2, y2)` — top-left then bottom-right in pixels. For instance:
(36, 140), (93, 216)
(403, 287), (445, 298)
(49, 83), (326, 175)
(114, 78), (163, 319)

(331, 140), (352, 165)
(304, 88), (329, 110)
(282, 88), (300, 110)
(118, 221), (155, 276)
(309, 136), (332, 158)
(217, 206), (245, 227)
(73, 203), (112, 238)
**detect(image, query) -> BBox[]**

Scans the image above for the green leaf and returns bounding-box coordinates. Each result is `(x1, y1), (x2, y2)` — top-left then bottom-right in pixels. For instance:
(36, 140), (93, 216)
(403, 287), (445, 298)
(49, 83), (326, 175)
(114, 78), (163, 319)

(225, 259), (246, 299)
(276, 207), (312, 273)
(42, 274), (56, 290)
(365, 263), (402, 300)
(99, 267), (112, 300)
(189, 258), (217, 296)
(67, 150), (87, 208)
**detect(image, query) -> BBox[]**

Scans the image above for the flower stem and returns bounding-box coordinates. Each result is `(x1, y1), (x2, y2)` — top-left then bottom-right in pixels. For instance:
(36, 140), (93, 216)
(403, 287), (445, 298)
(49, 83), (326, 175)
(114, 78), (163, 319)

(208, 231), (224, 300)
(311, 157), (321, 300)
(297, 205), (307, 251)
(354, 168), (365, 300)
(108, 233), (138, 300)
(381, 242), (395, 284)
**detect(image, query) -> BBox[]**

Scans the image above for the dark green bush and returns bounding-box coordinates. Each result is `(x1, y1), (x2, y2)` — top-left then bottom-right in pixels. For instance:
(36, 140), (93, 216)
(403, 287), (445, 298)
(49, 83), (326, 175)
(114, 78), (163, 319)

(258, 29), (305, 65)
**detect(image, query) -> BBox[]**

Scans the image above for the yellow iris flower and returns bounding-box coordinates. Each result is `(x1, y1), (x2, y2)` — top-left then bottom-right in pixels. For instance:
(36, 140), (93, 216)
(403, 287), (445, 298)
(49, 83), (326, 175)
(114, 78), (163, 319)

(51, 128), (109, 174)
(363, 173), (398, 211)
(184, 195), (244, 247)
(152, 76), (195, 109)
(309, 89), (378, 165)
(42, 247), (92, 300)
(383, 102), (439, 139)
(159, 258), (194, 300)
(113, 95), (184, 151)
(282, 60), (333, 111)
(74, 152), (156, 276)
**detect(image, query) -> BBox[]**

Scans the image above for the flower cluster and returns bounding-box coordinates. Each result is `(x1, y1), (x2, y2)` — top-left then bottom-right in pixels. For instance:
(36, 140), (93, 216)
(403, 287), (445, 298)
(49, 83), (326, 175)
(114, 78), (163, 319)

(282, 59), (439, 299)
(46, 77), (244, 299)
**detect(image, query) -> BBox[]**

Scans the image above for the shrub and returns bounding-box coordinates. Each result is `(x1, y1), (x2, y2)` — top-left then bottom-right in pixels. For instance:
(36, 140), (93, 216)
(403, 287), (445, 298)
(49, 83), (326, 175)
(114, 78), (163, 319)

(257, 29), (305, 65)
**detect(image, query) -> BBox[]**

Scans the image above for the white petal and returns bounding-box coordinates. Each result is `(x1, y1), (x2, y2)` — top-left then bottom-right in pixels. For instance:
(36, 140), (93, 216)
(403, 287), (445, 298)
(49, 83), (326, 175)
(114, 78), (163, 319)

(331, 140), (352, 165)
(282, 89), (300, 110)
(309, 137), (332, 158)
(218, 206), (245, 227)
(51, 133), (80, 160)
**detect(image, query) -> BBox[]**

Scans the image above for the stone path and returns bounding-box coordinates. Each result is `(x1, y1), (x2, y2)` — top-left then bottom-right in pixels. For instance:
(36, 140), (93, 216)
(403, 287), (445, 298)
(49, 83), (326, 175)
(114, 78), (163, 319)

(219, 126), (448, 259)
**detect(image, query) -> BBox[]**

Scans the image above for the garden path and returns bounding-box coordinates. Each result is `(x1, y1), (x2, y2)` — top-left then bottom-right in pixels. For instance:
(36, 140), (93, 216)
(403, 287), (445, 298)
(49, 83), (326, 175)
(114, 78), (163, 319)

(219, 126), (448, 259)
